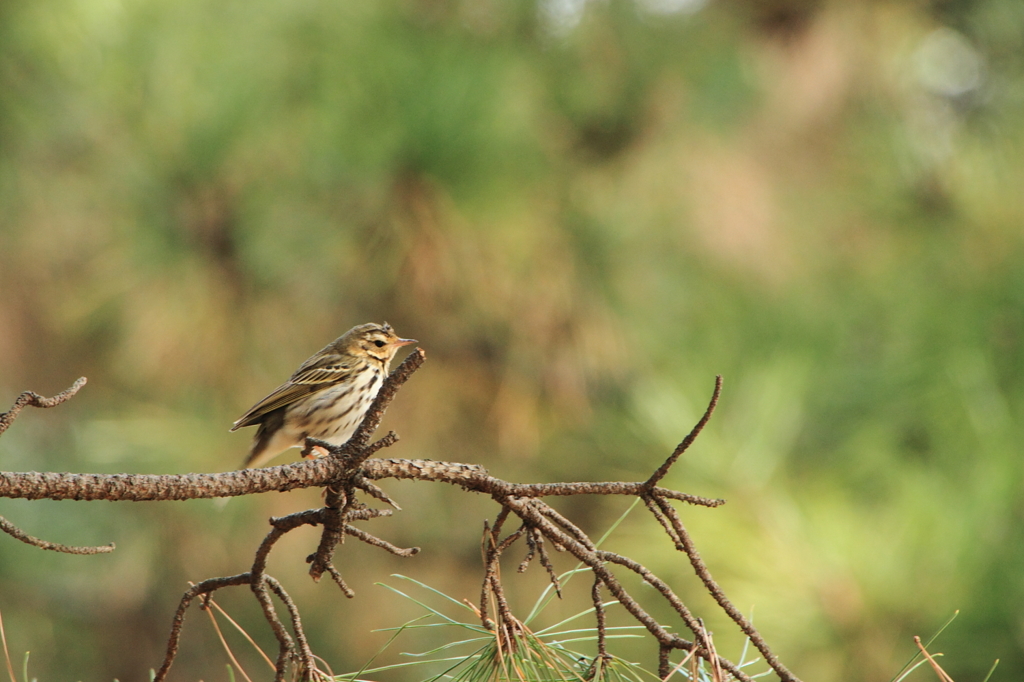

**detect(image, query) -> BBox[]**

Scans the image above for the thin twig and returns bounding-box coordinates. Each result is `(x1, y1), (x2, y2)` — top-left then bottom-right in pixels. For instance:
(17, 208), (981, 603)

(358, 431), (400, 460)
(251, 575), (296, 680)
(325, 563), (355, 598)
(162, 519), (315, 680)
(0, 378), (87, 436)
(597, 552), (704, 645)
(592, 577), (608, 660)
(154, 574), (252, 682)
(645, 376), (722, 489)
(654, 495), (798, 682)
(266, 575), (320, 678)
(344, 524), (420, 556)
(519, 527), (561, 597)
(352, 473), (402, 509)
(518, 528), (537, 573)
(0, 516), (114, 554)
(641, 494), (681, 547)
(537, 502), (597, 551)
(252, 527), (286, 580)
(533, 530), (562, 597)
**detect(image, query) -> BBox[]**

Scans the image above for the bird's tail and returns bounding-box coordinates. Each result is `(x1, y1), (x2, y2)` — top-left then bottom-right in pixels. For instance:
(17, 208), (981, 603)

(240, 411), (286, 469)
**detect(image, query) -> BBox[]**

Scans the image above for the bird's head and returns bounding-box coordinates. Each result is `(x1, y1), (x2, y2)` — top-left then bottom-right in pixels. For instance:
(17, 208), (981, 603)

(341, 322), (417, 364)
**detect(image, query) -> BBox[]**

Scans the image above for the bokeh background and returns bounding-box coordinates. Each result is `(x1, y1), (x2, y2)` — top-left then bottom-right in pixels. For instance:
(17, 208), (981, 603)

(1, 0), (1022, 679)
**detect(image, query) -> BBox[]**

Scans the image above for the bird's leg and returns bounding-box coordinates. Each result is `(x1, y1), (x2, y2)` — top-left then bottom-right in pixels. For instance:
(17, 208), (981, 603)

(303, 445), (331, 460)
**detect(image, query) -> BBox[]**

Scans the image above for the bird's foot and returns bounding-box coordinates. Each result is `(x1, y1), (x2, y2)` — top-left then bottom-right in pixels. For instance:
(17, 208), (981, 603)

(303, 445), (331, 460)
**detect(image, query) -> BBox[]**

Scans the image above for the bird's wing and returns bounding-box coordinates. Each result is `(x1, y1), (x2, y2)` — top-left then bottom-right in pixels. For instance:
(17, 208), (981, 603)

(288, 351), (357, 385)
(230, 354), (355, 431)
(231, 382), (318, 430)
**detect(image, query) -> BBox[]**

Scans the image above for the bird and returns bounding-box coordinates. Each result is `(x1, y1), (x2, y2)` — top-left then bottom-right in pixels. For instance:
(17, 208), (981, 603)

(231, 322), (417, 468)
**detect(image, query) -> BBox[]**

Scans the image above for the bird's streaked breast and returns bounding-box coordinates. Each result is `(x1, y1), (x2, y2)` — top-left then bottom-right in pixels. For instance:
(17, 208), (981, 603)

(287, 363), (385, 444)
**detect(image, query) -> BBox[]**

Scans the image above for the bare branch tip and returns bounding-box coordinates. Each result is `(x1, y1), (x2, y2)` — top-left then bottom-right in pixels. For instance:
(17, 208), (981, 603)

(643, 375), (724, 490)
(0, 376), (90, 437)
(0, 515), (115, 554)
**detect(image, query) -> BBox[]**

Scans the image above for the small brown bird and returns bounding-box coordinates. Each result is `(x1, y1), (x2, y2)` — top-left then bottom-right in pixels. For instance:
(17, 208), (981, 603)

(231, 322), (417, 468)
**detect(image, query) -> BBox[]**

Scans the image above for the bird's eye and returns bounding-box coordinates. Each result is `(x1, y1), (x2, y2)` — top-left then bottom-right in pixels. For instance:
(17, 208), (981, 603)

(374, 340), (386, 348)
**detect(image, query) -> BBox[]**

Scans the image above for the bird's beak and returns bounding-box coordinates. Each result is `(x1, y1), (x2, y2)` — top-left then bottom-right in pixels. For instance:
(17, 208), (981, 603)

(394, 337), (417, 347)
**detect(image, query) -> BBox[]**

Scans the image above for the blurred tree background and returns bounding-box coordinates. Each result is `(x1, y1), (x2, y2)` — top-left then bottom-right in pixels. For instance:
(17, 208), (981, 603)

(0, 0), (1022, 679)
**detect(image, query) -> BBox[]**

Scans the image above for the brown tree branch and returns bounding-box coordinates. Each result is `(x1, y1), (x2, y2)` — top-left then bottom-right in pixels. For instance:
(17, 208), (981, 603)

(2, 361), (799, 682)
(0, 461), (727, 505)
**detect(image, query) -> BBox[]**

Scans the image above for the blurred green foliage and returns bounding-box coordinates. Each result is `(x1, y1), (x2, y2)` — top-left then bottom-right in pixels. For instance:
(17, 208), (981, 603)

(1, 0), (1023, 679)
